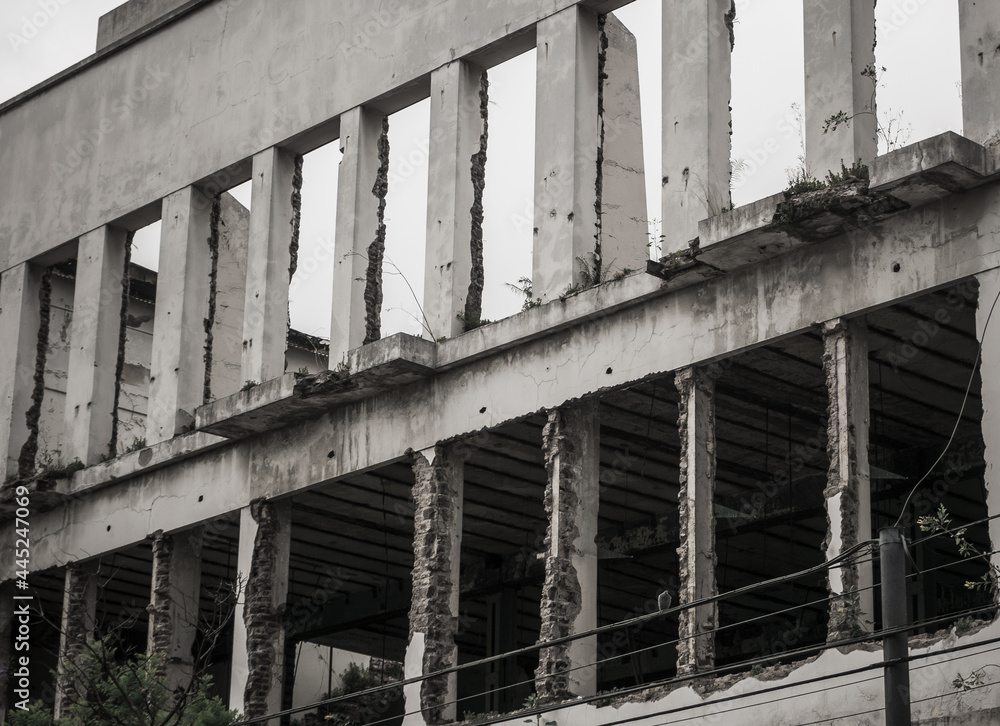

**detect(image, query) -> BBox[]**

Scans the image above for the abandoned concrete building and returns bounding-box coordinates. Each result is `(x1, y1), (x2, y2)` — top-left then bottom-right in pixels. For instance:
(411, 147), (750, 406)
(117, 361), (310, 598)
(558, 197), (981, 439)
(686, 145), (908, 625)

(2, 0), (1000, 724)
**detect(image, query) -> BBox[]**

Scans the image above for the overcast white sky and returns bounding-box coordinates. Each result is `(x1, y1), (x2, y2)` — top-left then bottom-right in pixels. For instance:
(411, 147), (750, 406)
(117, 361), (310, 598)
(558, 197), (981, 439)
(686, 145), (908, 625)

(0, 0), (963, 341)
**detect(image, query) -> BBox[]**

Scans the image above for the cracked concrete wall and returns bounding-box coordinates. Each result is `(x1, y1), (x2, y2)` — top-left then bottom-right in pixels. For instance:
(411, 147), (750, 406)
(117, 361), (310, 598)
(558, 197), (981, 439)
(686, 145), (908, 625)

(407, 445), (463, 724)
(535, 401), (598, 702)
(821, 318), (873, 641)
(600, 14), (648, 278)
(675, 367), (718, 676)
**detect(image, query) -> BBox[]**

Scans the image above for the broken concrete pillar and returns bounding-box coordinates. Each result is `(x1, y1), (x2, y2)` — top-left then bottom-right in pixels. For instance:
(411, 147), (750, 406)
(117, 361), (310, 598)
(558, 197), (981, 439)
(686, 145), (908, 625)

(822, 318), (874, 641)
(404, 445), (464, 725)
(976, 270), (1000, 606)
(332, 106), (384, 364)
(675, 366), (717, 676)
(803, 0), (877, 180)
(243, 148), (296, 385)
(148, 185), (214, 444)
(54, 562), (98, 719)
(64, 226), (128, 466)
(211, 193), (251, 399)
(533, 5), (601, 301)
(0, 264), (45, 481)
(662, 0), (734, 254)
(230, 499), (291, 725)
(423, 60), (486, 338)
(600, 14), (648, 277)
(959, 3), (1000, 147)
(535, 401), (599, 702)
(147, 528), (204, 689)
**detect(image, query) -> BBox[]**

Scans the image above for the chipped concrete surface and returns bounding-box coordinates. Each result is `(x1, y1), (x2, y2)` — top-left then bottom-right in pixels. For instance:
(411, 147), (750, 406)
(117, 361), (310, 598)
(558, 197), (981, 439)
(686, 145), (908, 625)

(11, 182), (1000, 578)
(408, 446), (463, 723)
(535, 402), (598, 701)
(674, 367), (718, 676)
(821, 318), (873, 641)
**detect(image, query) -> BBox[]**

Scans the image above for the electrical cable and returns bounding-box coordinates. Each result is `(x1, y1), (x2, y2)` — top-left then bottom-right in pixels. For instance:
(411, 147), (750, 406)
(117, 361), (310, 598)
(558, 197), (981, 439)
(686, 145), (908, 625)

(894, 279), (1000, 528)
(237, 595), (999, 726)
(245, 527), (987, 724)
(641, 673), (885, 726)
(231, 540), (875, 724)
(349, 592), (1000, 726)
(385, 580), (889, 725)
(907, 548), (1000, 585)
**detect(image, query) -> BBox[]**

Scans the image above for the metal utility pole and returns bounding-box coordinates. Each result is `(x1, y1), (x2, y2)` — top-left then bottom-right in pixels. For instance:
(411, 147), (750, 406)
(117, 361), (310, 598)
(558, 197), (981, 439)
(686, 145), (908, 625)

(880, 527), (911, 726)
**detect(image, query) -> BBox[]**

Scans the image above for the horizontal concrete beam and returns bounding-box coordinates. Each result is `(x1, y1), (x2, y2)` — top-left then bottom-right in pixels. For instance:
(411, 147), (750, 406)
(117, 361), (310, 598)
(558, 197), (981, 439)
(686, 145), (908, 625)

(693, 133), (1000, 273)
(0, 0), (630, 272)
(870, 132), (1000, 207)
(6, 183), (1000, 577)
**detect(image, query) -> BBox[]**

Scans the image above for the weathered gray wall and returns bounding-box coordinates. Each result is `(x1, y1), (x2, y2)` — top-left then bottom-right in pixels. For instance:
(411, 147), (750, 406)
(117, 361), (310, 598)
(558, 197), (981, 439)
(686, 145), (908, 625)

(0, 0), (628, 273)
(96, 0), (191, 50)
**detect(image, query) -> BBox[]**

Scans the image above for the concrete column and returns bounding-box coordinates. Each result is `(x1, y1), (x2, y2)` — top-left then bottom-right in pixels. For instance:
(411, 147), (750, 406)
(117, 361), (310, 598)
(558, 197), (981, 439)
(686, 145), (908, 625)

(230, 499), (291, 725)
(0, 264), (45, 481)
(662, 0), (734, 254)
(148, 185), (214, 444)
(211, 194), (251, 399)
(959, 3), (1000, 147)
(601, 14), (649, 277)
(332, 106), (383, 364)
(976, 270), (1000, 606)
(54, 562), (98, 719)
(147, 528), (204, 689)
(822, 318), (874, 641)
(534, 401), (599, 702)
(423, 60), (485, 339)
(674, 366), (717, 676)
(404, 445), (464, 725)
(533, 5), (601, 301)
(243, 148), (296, 384)
(803, 0), (877, 180)
(64, 226), (128, 466)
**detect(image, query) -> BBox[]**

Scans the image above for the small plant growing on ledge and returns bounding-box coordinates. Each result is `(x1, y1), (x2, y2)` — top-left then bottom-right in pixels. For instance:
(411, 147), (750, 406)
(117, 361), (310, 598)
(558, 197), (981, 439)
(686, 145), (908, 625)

(125, 437), (147, 454)
(457, 310), (493, 332)
(824, 160), (869, 185)
(241, 380), (258, 392)
(332, 361), (350, 380)
(506, 276), (541, 312)
(521, 693), (556, 726)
